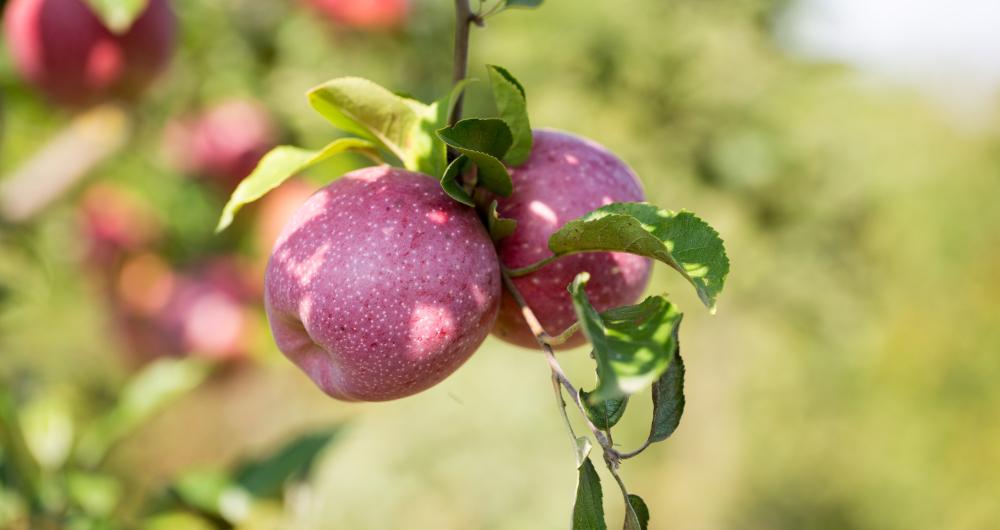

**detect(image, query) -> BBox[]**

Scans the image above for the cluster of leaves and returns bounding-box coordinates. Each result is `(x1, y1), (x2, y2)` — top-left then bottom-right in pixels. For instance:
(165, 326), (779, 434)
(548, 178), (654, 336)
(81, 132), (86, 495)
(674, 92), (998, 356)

(0, 360), (341, 529)
(215, 62), (533, 233)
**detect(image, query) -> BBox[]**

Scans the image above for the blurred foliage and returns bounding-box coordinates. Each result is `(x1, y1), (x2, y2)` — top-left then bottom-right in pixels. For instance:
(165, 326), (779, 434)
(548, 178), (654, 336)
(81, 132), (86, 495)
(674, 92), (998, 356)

(2, 0), (1000, 529)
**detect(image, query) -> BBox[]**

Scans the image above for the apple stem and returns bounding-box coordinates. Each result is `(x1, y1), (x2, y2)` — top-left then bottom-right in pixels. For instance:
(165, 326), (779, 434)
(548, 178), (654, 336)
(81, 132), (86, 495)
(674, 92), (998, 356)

(449, 0), (475, 126)
(500, 270), (637, 472)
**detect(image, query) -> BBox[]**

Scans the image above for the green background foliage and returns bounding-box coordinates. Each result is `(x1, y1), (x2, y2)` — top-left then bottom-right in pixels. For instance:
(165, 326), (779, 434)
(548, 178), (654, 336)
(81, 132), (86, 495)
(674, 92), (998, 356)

(2, 0), (1000, 528)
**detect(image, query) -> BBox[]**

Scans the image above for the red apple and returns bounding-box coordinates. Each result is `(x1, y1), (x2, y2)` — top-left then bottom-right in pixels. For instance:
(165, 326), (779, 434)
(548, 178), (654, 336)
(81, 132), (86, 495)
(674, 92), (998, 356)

(265, 167), (500, 401)
(307, 0), (409, 30)
(78, 183), (161, 267)
(2, 0), (176, 107)
(164, 99), (278, 190)
(155, 258), (257, 361)
(493, 129), (652, 349)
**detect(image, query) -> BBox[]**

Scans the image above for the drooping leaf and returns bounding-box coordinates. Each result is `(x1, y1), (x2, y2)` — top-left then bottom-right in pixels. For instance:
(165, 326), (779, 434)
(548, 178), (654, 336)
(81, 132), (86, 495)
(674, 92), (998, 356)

(77, 358), (212, 466)
(487, 65), (532, 165)
(625, 494), (650, 530)
(235, 426), (342, 499)
(439, 155), (475, 207)
(487, 200), (517, 241)
(550, 203), (729, 311)
(308, 77), (436, 173)
(436, 119), (514, 196)
(84, 0), (149, 33)
(569, 274), (683, 403)
(649, 339), (685, 444)
(572, 457), (607, 530)
(215, 138), (378, 232)
(580, 391), (628, 430)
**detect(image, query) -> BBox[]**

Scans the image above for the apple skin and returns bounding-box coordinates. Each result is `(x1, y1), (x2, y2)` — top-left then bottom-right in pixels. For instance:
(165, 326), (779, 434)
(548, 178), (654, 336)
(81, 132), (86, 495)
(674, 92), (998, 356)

(307, 0), (409, 30)
(164, 99), (278, 190)
(492, 129), (652, 349)
(2, 0), (176, 107)
(265, 166), (501, 401)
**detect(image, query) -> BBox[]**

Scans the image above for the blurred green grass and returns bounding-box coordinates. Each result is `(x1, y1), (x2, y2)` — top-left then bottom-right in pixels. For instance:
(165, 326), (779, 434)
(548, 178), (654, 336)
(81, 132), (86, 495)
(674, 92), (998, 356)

(2, 0), (999, 528)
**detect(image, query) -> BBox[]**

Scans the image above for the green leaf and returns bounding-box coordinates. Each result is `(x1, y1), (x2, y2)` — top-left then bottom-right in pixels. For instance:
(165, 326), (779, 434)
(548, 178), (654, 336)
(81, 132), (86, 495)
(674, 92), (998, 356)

(487, 65), (532, 165)
(580, 391), (628, 430)
(505, 0), (544, 8)
(84, 0), (149, 33)
(308, 77), (437, 174)
(569, 274), (684, 403)
(77, 359), (212, 466)
(215, 138), (378, 233)
(235, 426), (342, 499)
(572, 457), (607, 530)
(172, 469), (252, 523)
(436, 119), (514, 196)
(142, 512), (216, 530)
(66, 472), (121, 517)
(423, 78), (479, 178)
(549, 203), (729, 311)
(487, 200), (517, 241)
(625, 494), (650, 530)
(20, 394), (74, 470)
(649, 341), (685, 444)
(440, 155), (474, 207)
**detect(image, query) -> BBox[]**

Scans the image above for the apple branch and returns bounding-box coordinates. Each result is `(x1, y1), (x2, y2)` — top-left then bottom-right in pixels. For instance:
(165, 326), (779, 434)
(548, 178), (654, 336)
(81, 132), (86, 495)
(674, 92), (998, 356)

(499, 270), (628, 471)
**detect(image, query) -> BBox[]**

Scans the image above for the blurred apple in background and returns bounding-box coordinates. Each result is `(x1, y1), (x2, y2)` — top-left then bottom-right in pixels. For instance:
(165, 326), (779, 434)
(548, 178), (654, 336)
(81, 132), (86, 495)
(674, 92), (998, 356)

(78, 183), (161, 267)
(254, 179), (318, 256)
(163, 99), (279, 191)
(307, 0), (409, 30)
(2, 0), (176, 107)
(113, 256), (259, 363)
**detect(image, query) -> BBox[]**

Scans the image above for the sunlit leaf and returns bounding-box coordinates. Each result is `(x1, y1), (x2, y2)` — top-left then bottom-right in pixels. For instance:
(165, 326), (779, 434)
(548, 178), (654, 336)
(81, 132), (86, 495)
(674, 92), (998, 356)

(569, 274), (683, 402)
(487, 65), (532, 165)
(550, 203), (729, 311)
(436, 118), (514, 196)
(572, 457), (606, 530)
(308, 77), (435, 173)
(215, 138), (378, 232)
